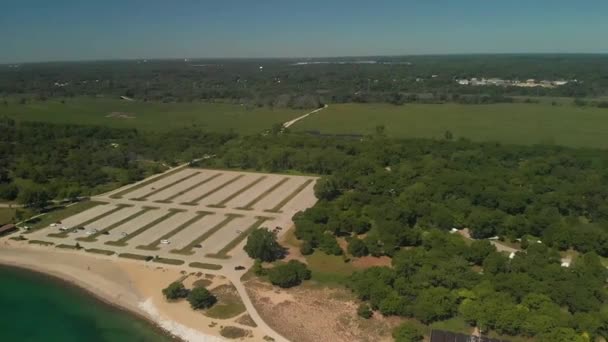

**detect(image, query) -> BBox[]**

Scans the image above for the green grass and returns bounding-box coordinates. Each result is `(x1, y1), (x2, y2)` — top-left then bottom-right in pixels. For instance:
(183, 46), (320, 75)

(430, 316), (472, 334)
(0, 207), (22, 226)
(264, 179), (314, 213)
(305, 251), (357, 286)
(118, 253), (152, 261)
(156, 173), (223, 203)
(293, 103), (608, 149)
(55, 244), (81, 250)
(171, 214), (243, 255)
(105, 209), (181, 246)
(85, 248), (115, 256)
(205, 284), (246, 319)
(219, 326), (249, 339)
(110, 166), (188, 199)
(152, 257), (185, 266)
(189, 262), (223, 270)
(207, 216), (272, 259)
(181, 175), (245, 205)
(4, 97), (302, 133)
(22, 201), (104, 232)
(237, 177), (290, 210)
(132, 171), (201, 201)
(28, 240), (54, 246)
(77, 206), (152, 242)
(136, 211), (211, 251)
(209, 176), (267, 208)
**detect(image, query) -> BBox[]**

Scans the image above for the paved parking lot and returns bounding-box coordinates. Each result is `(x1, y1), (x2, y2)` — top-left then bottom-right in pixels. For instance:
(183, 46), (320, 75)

(28, 168), (318, 268)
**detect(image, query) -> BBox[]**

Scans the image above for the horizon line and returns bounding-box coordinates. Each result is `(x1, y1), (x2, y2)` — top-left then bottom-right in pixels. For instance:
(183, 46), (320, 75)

(3, 52), (608, 66)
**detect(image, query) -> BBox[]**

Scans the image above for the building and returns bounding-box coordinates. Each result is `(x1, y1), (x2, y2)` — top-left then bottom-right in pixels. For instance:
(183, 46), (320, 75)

(0, 224), (18, 236)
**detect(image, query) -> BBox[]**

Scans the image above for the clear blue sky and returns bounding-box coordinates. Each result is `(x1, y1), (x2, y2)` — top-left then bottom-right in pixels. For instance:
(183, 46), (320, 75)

(2, 0), (607, 63)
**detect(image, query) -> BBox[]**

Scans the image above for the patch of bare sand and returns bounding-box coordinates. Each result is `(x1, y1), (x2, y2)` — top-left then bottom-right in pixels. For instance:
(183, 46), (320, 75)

(245, 279), (395, 342)
(352, 255), (392, 269)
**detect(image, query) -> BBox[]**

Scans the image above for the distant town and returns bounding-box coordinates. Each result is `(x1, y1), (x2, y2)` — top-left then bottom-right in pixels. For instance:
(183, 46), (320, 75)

(456, 77), (575, 88)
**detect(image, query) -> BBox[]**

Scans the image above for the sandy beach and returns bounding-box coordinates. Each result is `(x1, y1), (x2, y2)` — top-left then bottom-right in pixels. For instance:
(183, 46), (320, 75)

(0, 239), (267, 342)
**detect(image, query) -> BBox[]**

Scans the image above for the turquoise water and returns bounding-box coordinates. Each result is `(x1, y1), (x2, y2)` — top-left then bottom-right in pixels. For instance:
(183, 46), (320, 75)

(0, 266), (174, 342)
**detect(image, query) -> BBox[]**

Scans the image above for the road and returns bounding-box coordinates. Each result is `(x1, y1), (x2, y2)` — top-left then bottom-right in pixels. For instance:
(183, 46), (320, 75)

(282, 104), (328, 129)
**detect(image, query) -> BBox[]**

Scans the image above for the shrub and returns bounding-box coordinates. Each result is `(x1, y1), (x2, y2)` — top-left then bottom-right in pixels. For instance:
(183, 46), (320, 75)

(300, 241), (314, 255)
(392, 323), (424, 342)
(348, 238), (369, 257)
(267, 260), (311, 288)
(357, 303), (373, 319)
(162, 281), (189, 300)
(187, 286), (217, 309)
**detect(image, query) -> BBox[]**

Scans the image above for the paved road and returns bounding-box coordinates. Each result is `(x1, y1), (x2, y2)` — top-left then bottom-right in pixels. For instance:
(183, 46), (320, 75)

(282, 104), (328, 129)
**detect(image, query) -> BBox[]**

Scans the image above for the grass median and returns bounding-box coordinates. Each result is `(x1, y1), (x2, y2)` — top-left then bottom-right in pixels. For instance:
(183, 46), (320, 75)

(137, 211), (211, 251)
(105, 209), (182, 246)
(171, 214), (243, 255)
(264, 179), (314, 213)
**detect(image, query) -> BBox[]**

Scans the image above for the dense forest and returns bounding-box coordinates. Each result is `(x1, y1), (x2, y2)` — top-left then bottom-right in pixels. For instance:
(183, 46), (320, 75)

(0, 117), (233, 209)
(2, 55), (608, 108)
(198, 131), (608, 340)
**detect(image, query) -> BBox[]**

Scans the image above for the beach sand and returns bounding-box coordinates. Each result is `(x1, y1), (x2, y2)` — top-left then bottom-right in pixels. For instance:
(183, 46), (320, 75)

(0, 239), (265, 342)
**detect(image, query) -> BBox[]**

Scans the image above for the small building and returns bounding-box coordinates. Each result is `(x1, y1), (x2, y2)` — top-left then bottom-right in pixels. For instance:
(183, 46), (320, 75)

(0, 224), (18, 236)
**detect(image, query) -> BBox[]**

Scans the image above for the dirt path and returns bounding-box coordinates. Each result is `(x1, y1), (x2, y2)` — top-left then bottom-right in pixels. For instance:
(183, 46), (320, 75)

(282, 104), (328, 129)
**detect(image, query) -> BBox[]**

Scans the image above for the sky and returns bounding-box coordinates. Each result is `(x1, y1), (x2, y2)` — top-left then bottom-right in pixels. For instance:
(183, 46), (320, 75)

(1, 0), (608, 63)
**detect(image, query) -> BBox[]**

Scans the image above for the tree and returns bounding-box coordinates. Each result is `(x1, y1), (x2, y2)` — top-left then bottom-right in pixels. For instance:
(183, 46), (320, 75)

(17, 187), (50, 211)
(392, 323), (423, 342)
(348, 238), (369, 257)
(267, 260), (311, 288)
(187, 287), (216, 309)
(299, 241), (314, 255)
(244, 228), (284, 262)
(466, 240), (495, 265)
(314, 177), (341, 200)
(357, 303), (373, 319)
(162, 281), (189, 300)
(444, 130), (453, 141)
(538, 328), (586, 342)
(412, 287), (458, 323)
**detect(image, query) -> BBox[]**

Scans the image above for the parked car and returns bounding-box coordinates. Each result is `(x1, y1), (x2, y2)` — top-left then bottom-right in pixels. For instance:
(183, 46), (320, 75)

(160, 239), (170, 244)
(234, 266), (245, 271)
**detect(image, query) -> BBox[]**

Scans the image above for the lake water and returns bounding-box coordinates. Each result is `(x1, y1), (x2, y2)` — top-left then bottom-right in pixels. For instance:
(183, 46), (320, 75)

(0, 266), (173, 342)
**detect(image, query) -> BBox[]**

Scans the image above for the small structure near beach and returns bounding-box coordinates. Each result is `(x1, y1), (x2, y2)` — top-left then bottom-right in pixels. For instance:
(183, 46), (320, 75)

(0, 224), (17, 236)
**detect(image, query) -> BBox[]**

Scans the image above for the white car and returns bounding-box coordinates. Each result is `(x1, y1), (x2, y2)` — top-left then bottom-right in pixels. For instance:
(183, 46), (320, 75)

(121, 232), (128, 237)
(160, 240), (170, 245)
(50, 223), (57, 227)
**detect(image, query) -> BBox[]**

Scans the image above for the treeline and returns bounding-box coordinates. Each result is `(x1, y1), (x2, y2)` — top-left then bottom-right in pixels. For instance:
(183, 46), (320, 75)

(0, 117), (234, 209)
(2, 55), (608, 108)
(200, 132), (608, 257)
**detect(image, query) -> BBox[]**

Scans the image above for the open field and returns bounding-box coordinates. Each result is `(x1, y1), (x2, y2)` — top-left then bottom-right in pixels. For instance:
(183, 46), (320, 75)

(3, 97), (303, 133)
(293, 103), (608, 149)
(26, 167), (318, 270)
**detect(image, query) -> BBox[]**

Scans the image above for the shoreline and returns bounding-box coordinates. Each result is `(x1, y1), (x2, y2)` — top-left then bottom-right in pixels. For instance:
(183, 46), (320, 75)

(0, 241), (229, 342)
(0, 263), (183, 342)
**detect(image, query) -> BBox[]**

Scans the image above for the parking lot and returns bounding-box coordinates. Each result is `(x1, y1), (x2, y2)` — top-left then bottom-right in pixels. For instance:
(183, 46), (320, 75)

(28, 168), (318, 268)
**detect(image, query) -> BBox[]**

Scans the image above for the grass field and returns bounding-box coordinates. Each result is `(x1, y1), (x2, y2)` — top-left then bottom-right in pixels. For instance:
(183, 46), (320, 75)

(3, 97), (302, 133)
(293, 103), (608, 149)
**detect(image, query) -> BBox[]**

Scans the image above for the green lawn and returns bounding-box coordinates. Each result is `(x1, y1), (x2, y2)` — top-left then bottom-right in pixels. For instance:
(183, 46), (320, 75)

(3, 97), (302, 134)
(0, 208), (18, 226)
(293, 103), (608, 149)
(22, 201), (104, 231)
(305, 251), (357, 286)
